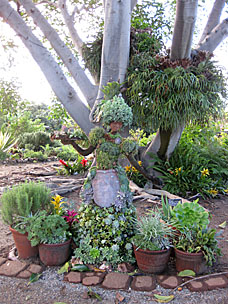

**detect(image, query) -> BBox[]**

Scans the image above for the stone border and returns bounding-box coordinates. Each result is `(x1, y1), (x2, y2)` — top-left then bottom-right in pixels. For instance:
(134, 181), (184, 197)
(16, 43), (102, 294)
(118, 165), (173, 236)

(0, 258), (228, 292)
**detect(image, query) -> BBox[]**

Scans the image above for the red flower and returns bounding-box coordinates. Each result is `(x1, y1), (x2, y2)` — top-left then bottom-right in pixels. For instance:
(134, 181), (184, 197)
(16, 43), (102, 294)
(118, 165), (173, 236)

(59, 159), (68, 167)
(80, 158), (88, 167)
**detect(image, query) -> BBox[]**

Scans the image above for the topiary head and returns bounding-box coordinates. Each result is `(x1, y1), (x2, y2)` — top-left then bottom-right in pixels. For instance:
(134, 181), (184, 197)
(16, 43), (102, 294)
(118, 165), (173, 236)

(98, 96), (133, 128)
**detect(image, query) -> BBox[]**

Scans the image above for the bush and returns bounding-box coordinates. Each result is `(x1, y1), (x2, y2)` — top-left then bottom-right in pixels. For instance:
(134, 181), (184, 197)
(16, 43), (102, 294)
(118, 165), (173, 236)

(152, 123), (228, 197)
(18, 131), (52, 151)
(54, 145), (79, 161)
(1, 181), (52, 227)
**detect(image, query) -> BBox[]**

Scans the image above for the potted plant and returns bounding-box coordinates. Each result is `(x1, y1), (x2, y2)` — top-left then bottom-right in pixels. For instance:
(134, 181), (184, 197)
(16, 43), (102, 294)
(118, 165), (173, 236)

(132, 210), (173, 273)
(1, 181), (52, 258)
(173, 226), (222, 274)
(27, 210), (73, 266)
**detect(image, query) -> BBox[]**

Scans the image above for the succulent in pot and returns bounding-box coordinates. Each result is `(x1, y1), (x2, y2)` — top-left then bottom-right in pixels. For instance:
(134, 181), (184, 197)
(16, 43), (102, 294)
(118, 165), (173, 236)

(27, 210), (73, 266)
(0, 181), (52, 258)
(132, 209), (173, 273)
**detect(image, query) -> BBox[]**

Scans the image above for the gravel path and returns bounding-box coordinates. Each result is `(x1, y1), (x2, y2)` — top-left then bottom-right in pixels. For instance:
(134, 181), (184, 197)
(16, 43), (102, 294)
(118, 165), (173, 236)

(0, 268), (228, 304)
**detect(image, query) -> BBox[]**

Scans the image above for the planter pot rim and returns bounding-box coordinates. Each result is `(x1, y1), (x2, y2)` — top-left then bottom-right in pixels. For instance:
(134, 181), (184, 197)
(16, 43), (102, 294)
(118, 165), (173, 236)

(133, 245), (170, 254)
(39, 239), (71, 247)
(9, 226), (27, 236)
(174, 247), (203, 256)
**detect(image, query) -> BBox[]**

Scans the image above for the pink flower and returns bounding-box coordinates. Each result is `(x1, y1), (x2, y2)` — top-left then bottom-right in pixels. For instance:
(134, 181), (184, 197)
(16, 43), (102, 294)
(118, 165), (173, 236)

(59, 159), (68, 167)
(63, 210), (78, 226)
(80, 158), (88, 167)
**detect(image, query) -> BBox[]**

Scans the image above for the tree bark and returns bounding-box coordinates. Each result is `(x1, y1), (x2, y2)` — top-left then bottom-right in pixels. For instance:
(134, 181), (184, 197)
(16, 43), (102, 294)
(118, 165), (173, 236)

(196, 18), (228, 52)
(170, 0), (198, 60)
(0, 0), (94, 134)
(90, 0), (131, 120)
(198, 0), (225, 44)
(19, 0), (97, 108)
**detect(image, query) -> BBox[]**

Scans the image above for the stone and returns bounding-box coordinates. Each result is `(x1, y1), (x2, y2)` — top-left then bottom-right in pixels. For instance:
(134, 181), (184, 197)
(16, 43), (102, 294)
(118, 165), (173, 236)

(0, 257), (7, 266)
(102, 272), (132, 290)
(92, 169), (120, 207)
(0, 260), (27, 277)
(131, 275), (156, 291)
(27, 264), (43, 274)
(65, 272), (82, 284)
(204, 275), (228, 290)
(187, 280), (207, 292)
(17, 270), (32, 279)
(157, 275), (182, 289)
(82, 275), (104, 286)
(117, 262), (136, 273)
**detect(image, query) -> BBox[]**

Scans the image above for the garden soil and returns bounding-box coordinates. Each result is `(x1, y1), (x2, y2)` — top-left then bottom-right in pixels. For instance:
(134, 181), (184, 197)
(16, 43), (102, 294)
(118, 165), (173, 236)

(0, 161), (228, 303)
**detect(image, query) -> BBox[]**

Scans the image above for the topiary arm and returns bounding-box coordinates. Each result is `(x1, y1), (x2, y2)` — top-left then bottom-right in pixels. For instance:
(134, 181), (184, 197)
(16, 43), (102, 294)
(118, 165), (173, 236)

(51, 133), (96, 156)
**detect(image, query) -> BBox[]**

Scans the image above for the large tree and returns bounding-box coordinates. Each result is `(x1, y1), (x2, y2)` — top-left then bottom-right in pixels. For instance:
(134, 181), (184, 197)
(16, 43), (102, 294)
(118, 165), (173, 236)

(0, 0), (227, 181)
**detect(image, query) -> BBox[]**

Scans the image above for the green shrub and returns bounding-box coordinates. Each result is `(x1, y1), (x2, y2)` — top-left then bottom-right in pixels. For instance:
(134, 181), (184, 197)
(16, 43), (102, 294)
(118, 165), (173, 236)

(22, 149), (48, 161)
(54, 145), (79, 161)
(1, 181), (52, 227)
(18, 131), (52, 151)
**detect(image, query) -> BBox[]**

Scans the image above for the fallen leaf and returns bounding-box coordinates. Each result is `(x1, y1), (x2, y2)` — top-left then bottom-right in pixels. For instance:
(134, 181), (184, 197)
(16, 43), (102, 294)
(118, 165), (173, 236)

(53, 302), (67, 304)
(87, 287), (102, 301)
(116, 292), (125, 302)
(219, 221), (227, 229)
(178, 270), (196, 277)
(153, 294), (174, 303)
(27, 273), (42, 285)
(58, 262), (70, 274)
(71, 264), (90, 272)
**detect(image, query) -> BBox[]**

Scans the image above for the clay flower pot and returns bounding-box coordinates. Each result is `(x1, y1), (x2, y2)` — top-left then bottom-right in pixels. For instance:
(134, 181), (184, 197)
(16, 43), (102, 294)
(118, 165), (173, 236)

(134, 246), (171, 274)
(9, 226), (38, 259)
(38, 239), (71, 266)
(174, 248), (207, 274)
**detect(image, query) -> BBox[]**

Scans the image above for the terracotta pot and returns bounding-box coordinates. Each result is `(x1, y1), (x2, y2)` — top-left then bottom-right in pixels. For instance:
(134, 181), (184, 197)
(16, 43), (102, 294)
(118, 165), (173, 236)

(134, 246), (171, 274)
(110, 121), (123, 133)
(174, 248), (207, 274)
(38, 239), (71, 266)
(9, 226), (38, 259)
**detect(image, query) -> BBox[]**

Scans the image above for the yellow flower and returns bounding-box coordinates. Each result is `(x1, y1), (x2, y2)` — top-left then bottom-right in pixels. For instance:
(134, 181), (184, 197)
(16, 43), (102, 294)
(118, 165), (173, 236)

(201, 168), (209, 177)
(224, 189), (228, 193)
(208, 189), (218, 197)
(132, 167), (138, 173)
(51, 195), (67, 214)
(138, 161), (142, 166)
(125, 165), (131, 172)
(175, 167), (182, 175)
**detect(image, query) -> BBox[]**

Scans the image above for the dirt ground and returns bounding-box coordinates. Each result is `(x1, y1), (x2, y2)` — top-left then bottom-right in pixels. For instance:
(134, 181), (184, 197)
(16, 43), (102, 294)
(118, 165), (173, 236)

(0, 160), (228, 304)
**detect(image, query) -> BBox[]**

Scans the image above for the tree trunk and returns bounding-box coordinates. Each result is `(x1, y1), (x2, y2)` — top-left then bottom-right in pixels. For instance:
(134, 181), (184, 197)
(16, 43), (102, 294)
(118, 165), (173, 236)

(0, 0), (94, 134)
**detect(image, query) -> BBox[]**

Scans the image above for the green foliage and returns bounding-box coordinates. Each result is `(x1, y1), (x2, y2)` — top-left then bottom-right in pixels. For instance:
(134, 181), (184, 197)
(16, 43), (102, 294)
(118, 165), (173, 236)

(0, 130), (17, 153)
(18, 131), (52, 151)
(73, 202), (136, 266)
(121, 138), (138, 155)
(132, 209), (173, 251)
(95, 96), (133, 128)
(125, 162), (147, 188)
(55, 145), (79, 161)
(101, 82), (122, 101)
(27, 211), (71, 246)
(127, 56), (227, 132)
(88, 127), (105, 146)
(174, 227), (222, 266)
(151, 123), (228, 197)
(96, 141), (120, 170)
(22, 149), (48, 161)
(1, 181), (52, 227)
(129, 128), (155, 147)
(171, 200), (210, 230)
(48, 99), (72, 129)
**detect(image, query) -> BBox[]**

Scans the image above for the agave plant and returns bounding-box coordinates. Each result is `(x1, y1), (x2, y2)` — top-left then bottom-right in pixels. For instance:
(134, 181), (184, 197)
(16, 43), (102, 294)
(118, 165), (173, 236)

(0, 130), (17, 153)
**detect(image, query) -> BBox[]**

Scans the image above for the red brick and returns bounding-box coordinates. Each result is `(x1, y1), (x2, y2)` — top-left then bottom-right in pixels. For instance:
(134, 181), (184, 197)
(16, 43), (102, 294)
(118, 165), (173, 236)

(65, 271), (82, 284)
(82, 276), (104, 286)
(131, 275), (156, 291)
(0, 260), (27, 277)
(157, 275), (182, 289)
(204, 275), (228, 290)
(27, 264), (43, 274)
(187, 280), (207, 292)
(17, 270), (32, 279)
(102, 272), (132, 290)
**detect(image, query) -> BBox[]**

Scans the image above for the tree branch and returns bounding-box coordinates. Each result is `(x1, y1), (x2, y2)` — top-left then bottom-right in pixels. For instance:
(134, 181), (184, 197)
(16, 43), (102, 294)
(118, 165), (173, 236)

(196, 18), (228, 52)
(51, 133), (96, 156)
(0, 0), (94, 134)
(198, 0), (225, 44)
(19, 0), (97, 108)
(131, 0), (138, 11)
(170, 0), (198, 60)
